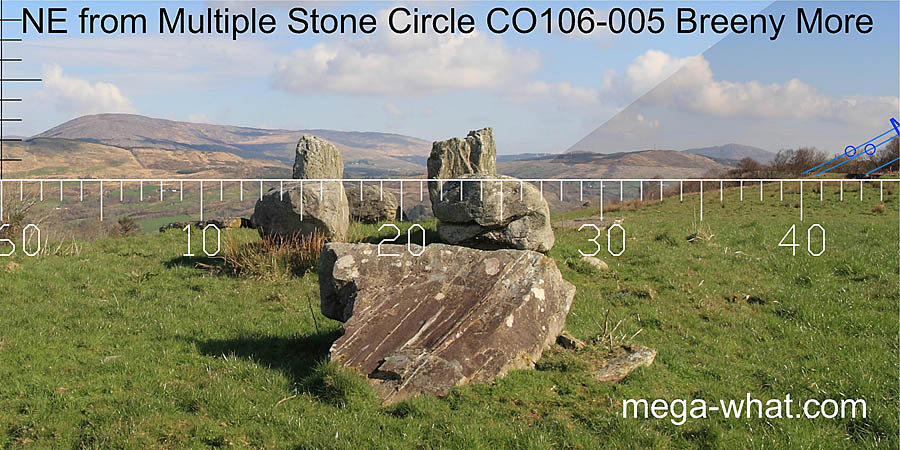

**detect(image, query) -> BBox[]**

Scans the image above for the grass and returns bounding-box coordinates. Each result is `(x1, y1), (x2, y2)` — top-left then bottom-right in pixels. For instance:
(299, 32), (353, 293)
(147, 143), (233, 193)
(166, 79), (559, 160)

(0, 182), (897, 448)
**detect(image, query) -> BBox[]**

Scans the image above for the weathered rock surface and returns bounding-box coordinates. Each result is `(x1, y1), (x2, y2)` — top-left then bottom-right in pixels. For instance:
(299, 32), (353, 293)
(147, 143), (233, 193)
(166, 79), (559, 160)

(427, 128), (496, 204)
(293, 135), (344, 180)
(401, 204), (434, 222)
(346, 184), (398, 223)
(251, 181), (349, 241)
(593, 347), (658, 382)
(432, 174), (554, 252)
(581, 256), (609, 271)
(318, 243), (576, 405)
(253, 134), (350, 241)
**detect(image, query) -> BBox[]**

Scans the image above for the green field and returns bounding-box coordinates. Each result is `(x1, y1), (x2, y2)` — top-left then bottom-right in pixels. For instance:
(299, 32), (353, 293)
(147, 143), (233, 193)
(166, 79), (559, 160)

(0, 181), (897, 448)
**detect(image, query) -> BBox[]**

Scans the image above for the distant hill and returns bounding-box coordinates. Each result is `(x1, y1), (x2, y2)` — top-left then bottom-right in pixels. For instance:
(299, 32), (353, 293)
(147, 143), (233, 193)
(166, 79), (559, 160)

(3, 137), (290, 179)
(682, 143), (774, 163)
(35, 114), (431, 176)
(498, 150), (728, 179)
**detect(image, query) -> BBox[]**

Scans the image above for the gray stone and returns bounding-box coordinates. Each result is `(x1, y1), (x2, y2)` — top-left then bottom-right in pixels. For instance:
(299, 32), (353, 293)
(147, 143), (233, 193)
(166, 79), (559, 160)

(427, 128), (496, 204)
(318, 243), (576, 405)
(593, 347), (657, 383)
(581, 256), (609, 271)
(250, 181), (349, 241)
(432, 174), (554, 252)
(346, 184), (398, 223)
(293, 135), (344, 180)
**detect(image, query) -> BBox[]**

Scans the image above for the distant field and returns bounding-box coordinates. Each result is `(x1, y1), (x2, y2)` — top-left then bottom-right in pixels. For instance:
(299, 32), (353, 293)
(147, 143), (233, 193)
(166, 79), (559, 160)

(0, 181), (896, 448)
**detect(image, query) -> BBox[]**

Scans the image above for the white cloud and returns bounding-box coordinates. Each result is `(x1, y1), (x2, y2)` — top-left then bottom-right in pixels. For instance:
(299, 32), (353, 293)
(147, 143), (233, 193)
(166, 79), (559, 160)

(383, 103), (404, 118)
(273, 30), (540, 96)
(508, 81), (599, 106)
(39, 64), (136, 114)
(617, 50), (898, 127)
(625, 50), (694, 95)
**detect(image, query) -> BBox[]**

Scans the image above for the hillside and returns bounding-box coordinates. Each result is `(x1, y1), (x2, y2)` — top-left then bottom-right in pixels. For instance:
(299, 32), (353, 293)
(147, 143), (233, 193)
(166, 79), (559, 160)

(499, 150), (728, 178)
(0, 182), (894, 447)
(682, 143), (775, 162)
(3, 138), (290, 179)
(35, 114), (431, 176)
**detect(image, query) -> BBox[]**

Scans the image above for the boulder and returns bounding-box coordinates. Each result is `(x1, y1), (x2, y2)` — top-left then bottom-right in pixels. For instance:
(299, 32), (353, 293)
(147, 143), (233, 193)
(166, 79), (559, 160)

(346, 184), (398, 223)
(318, 243), (576, 405)
(402, 204), (434, 222)
(581, 256), (609, 271)
(432, 174), (554, 252)
(427, 128), (496, 204)
(593, 347), (658, 383)
(293, 135), (343, 180)
(250, 181), (349, 241)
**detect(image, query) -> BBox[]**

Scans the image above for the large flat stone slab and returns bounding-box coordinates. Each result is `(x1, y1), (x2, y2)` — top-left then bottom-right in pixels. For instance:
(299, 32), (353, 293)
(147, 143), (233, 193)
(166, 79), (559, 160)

(318, 243), (576, 405)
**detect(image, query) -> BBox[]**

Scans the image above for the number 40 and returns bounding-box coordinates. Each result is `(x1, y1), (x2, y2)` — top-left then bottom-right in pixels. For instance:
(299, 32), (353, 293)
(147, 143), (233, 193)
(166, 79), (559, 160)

(779, 224), (825, 256)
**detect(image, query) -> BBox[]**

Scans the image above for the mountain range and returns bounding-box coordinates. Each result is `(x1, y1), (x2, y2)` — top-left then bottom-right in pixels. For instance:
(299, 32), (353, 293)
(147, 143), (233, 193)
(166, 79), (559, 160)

(2, 114), (773, 179)
(681, 143), (775, 163)
(34, 114), (432, 177)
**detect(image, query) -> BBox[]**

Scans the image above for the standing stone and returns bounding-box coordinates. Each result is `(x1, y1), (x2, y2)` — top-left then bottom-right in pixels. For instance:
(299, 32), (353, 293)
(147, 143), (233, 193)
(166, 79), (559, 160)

(427, 128), (496, 204)
(427, 128), (554, 252)
(346, 184), (398, 223)
(319, 243), (576, 405)
(293, 135), (344, 179)
(251, 181), (349, 242)
(252, 135), (350, 241)
(433, 174), (554, 252)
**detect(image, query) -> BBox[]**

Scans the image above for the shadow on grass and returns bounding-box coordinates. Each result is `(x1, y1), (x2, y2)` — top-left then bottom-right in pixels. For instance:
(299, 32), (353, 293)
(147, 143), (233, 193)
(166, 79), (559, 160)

(195, 329), (341, 382)
(193, 329), (381, 407)
(164, 255), (224, 269)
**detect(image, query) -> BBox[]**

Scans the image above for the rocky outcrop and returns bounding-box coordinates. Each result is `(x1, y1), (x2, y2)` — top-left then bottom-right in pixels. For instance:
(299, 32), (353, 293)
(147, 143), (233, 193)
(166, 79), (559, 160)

(251, 181), (349, 241)
(433, 174), (554, 252)
(426, 128), (496, 204)
(293, 135), (344, 180)
(346, 184), (398, 223)
(318, 243), (576, 405)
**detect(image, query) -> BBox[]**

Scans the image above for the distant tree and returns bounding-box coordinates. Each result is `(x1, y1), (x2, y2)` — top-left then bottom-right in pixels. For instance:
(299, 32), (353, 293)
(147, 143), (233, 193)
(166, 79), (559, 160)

(108, 216), (139, 238)
(738, 157), (763, 172)
(772, 147), (827, 176)
(870, 137), (899, 173)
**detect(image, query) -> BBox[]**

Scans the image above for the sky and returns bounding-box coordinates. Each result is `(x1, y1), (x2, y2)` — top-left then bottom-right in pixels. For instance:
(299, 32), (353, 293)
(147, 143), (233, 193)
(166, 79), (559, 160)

(3, 1), (898, 156)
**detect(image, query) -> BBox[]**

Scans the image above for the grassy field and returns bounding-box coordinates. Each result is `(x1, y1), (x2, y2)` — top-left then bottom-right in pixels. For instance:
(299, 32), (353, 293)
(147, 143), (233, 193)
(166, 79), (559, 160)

(0, 180), (897, 448)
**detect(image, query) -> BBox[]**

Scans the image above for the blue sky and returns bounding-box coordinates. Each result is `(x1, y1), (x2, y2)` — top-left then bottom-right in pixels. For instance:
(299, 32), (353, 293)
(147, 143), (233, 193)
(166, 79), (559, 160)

(4, 1), (898, 155)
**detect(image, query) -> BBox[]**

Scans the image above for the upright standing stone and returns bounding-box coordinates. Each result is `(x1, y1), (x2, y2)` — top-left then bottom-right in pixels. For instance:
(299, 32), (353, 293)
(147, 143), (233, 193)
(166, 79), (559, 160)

(252, 135), (349, 241)
(427, 128), (555, 252)
(427, 128), (496, 204)
(293, 135), (344, 179)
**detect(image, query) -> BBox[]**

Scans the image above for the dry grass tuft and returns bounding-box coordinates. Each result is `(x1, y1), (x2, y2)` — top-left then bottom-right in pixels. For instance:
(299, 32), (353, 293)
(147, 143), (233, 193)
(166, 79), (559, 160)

(0, 198), (39, 241)
(686, 221), (715, 244)
(218, 230), (328, 280)
(872, 203), (886, 214)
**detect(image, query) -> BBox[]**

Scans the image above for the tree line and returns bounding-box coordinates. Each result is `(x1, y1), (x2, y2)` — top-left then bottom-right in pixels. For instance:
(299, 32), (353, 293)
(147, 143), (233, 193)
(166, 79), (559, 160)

(724, 137), (899, 178)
